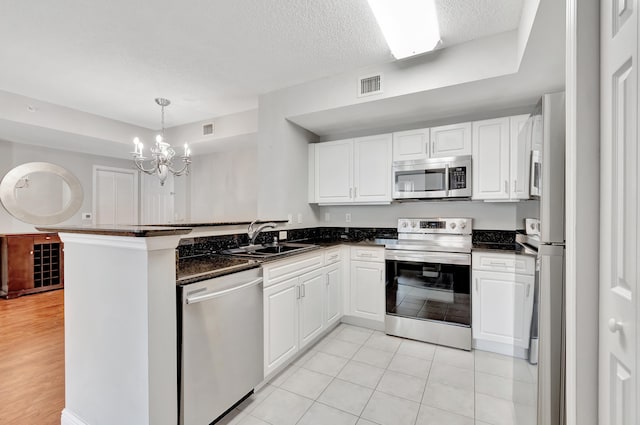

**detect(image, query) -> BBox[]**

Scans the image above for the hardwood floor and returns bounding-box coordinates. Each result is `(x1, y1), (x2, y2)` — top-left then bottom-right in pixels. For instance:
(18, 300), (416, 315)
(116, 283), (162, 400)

(0, 290), (65, 425)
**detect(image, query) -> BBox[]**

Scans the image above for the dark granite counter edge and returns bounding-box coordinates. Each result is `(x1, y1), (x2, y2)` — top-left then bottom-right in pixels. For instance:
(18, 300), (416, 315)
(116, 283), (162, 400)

(149, 220), (289, 228)
(36, 225), (193, 237)
(177, 262), (261, 285)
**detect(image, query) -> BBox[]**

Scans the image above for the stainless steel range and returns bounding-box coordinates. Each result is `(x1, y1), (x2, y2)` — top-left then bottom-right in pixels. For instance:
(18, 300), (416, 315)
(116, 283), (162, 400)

(385, 217), (472, 350)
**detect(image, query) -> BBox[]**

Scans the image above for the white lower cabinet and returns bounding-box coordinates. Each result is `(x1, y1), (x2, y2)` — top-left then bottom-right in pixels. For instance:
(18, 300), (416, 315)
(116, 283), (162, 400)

(348, 246), (385, 324)
(263, 249), (344, 377)
(472, 252), (535, 357)
(325, 262), (342, 327)
(263, 276), (299, 374)
(298, 268), (325, 350)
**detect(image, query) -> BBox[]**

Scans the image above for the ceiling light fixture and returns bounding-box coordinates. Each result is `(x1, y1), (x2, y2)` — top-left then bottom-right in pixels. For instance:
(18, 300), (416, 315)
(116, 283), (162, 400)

(366, 0), (441, 60)
(132, 98), (191, 186)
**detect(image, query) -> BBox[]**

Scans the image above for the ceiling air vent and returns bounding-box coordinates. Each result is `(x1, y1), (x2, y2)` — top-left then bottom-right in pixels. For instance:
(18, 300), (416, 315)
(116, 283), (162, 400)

(358, 74), (383, 97)
(202, 123), (214, 136)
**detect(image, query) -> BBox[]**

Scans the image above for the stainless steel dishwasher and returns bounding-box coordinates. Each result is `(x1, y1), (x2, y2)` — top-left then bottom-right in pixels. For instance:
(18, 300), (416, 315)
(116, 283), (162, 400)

(178, 267), (263, 425)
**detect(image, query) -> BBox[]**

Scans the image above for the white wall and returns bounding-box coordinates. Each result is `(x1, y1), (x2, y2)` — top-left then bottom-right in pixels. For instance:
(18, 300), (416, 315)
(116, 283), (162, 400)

(0, 139), (134, 233)
(188, 146), (259, 222)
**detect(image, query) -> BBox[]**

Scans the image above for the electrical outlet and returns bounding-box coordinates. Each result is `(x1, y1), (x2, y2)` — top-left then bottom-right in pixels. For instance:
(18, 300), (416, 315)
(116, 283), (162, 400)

(324, 212), (331, 222)
(287, 213), (293, 224)
(345, 213), (351, 223)
(279, 231), (288, 240)
(82, 212), (93, 220)
(297, 213), (303, 224)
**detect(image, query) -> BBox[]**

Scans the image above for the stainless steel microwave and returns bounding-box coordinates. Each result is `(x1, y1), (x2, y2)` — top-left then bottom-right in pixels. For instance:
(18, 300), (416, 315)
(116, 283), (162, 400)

(392, 155), (472, 200)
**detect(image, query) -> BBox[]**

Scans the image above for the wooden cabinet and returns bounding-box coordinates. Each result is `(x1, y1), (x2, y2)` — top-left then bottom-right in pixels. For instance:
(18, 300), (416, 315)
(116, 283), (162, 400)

(472, 115), (532, 201)
(430, 122), (472, 158)
(392, 123), (470, 163)
(471, 251), (535, 357)
(1, 233), (64, 299)
(310, 135), (392, 204)
(348, 246), (385, 324)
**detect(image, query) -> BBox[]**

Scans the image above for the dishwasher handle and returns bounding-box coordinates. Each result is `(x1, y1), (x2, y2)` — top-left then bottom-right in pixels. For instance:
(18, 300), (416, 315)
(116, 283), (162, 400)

(185, 277), (263, 304)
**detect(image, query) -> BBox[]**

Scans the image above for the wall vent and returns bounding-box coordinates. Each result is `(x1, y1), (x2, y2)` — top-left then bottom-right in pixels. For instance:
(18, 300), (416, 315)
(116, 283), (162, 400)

(202, 123), (214, 136)
(358, 74), (383, 97)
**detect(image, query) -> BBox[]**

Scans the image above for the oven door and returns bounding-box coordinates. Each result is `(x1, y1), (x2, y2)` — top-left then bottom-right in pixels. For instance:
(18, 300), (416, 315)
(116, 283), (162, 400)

(385, 250), (471, 327)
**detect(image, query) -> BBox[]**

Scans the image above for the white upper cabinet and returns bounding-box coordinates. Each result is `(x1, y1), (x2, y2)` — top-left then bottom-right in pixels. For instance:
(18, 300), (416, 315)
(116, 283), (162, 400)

(509, 114), (532, 200)
(311, 134), (392, 205)
(472, 117), (511, 200)
(392, 123), (470, 162)
(314, 139), (353, 203)
(430, 122), (472, 158)
(353, 134), (393, 202)
(392, 128), (429, 161)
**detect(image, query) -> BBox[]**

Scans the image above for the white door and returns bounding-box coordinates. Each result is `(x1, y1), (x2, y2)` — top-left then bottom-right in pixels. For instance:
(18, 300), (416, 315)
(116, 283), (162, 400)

(315, 139), (353, 203)
(509, 114), (532, 200)
(430, 122), (472, 158)
(298, 268), (325, 350)
(141, 173), (174, 224)
(353, 134), (392, 202)
(600, 0), (639, 422)
(350, 261), (385, 322)
(392, 128), (429, 162)
(472, 117), (510, 200)
(93, 166), (138, 225)
(325, 263), (342, 327)
(472, 270), (534, 349)
(264, 277), (299, 376)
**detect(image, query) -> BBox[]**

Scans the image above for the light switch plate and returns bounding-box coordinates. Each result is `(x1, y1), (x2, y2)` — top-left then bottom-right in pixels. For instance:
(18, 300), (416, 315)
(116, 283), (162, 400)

(345, 213), (351, 223)
(297, 213), (302, 223)
(324, 212), (331, 222)
(279, 231), (288, 240)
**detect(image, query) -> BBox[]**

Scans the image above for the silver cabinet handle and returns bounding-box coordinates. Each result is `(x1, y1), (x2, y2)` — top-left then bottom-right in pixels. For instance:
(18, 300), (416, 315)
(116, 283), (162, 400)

(354, 187), (357, 198)
(349, 187), (353, 198)
(504, 180), (508, 194)
(379, 269), (383, 282)
(328, 254), (338, 261)
(425, 141), (429, 157)
(526, 284), (530, 297)
(431, 140), (435, 156)
(608, 318), (623, 333)
(475, 278), (478, 291)
(301, 283), (306, 298)
(490, 261), (508, 266)
(296, 285), (301, 299)
(326, 275), (329, 285)
(513, 180), (517, 193)
(186, 278), (263, 304)
(360, 253), (373, 257)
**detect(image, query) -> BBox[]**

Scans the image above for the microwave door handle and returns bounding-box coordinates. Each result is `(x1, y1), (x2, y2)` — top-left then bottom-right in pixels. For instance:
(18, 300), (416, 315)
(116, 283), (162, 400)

(444, 164), (449, 196)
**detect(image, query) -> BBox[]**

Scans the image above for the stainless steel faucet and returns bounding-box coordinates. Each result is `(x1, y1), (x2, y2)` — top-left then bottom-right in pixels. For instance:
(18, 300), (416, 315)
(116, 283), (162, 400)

(247, 220), (277, 245)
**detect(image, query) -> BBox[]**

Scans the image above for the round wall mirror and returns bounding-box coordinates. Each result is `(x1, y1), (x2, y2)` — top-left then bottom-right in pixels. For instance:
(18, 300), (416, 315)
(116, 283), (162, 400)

(0, 162), (84, 225)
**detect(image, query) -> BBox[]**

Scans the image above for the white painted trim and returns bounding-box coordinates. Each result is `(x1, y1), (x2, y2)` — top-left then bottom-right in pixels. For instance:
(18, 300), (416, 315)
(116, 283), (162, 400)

(58, 232), (184, 251)
(61, 409), (89, 425)
(565, 2), (578, 424)
(92, 165), (140, 225)
(340, 315), (385, 331)
(473, 339), (528, 360)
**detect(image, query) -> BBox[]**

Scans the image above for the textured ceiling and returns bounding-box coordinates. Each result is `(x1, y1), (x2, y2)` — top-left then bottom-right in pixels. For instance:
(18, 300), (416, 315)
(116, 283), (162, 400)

(0, 0), (523, 129)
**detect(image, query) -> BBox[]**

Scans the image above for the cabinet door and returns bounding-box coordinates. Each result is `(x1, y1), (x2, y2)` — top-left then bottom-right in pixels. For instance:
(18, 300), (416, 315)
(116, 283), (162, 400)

(299, 269), (325, 350)
(349, 261), (385, 323)
(430, 122), (472, 158)
(325, 263), (342, 327)
(472, 270), (535, 348)
(4, 236), (35, 295)
(264, 276), (299, 375)
(509, 114), (532, 200)
(315, 139), (353, 203)
(353, 134), (392, 202)
(392, 128), (429, 161)
(472, 117), (510, 200)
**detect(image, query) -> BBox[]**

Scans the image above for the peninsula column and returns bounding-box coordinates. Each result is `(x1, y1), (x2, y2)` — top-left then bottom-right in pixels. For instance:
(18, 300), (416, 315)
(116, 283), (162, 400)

(37, 226), (191, 425)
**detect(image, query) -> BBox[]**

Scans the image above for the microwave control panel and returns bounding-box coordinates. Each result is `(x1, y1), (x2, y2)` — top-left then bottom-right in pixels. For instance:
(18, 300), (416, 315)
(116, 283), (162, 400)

(449, 167), (467, 189)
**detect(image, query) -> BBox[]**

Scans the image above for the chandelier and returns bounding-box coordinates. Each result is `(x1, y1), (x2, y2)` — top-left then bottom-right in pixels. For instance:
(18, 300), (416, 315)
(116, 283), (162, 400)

(132, 98), (191, 186)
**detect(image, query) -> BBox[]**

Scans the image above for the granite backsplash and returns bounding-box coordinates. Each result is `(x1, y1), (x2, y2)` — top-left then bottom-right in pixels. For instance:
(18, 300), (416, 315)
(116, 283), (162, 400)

(472, 230), (517, 245)
(177, 226), (398, 259)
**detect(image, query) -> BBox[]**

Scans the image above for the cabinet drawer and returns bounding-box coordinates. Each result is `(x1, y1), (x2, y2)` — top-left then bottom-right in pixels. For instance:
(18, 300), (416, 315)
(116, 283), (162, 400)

(34, 234), (60, 245)
(472, 252), (534, 275)
(350, 246), (384, 262)
(324, 247), (342, 265)
(263, 251), (324, 287)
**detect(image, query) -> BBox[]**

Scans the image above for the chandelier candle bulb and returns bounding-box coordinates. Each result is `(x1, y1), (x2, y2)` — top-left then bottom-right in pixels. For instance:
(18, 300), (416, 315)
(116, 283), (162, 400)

(184, 144), (188, 157)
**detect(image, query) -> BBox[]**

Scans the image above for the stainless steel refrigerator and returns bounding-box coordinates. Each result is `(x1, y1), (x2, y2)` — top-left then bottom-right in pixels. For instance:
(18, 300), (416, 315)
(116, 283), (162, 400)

(517, 91), (565, 425)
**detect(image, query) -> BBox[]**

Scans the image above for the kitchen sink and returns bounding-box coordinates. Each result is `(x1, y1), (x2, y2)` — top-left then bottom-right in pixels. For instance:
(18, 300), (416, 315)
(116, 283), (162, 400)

(221, 242), (318, 258)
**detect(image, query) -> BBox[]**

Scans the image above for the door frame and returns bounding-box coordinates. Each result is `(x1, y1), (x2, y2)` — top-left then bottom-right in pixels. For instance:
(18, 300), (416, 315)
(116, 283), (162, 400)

(92, 165), (139, 225)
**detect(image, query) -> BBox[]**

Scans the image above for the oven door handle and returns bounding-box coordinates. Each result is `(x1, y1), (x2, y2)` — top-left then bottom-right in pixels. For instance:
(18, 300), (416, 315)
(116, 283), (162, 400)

(444, 164), (450, 197)
(385, 250), (470, 266)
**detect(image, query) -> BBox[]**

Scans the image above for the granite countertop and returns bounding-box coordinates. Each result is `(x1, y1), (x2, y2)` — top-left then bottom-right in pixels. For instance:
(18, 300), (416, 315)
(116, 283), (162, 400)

(177, 255), (261, 284)
(150, 219), (289, 228)
(36, 225), (192, 237)
(472, 242), (537, 256)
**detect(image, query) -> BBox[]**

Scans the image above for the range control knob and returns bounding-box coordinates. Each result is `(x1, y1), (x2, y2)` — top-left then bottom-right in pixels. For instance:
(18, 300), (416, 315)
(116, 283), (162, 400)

(401, 221), (408, 228)
(411, 221), (417, 228)
(450, 222), (457, 229)
(460, 221), (466, 229)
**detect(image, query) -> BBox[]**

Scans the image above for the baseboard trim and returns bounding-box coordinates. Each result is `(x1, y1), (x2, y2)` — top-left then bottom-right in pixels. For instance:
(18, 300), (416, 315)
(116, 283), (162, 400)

(340, 315), (385, 331)
(61, 409), (89, 425)
(473, 339), (528, 360)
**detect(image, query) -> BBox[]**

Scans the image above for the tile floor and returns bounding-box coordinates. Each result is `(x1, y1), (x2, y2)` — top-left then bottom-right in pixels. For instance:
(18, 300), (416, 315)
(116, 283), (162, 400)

(218, 324), (537, 425)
